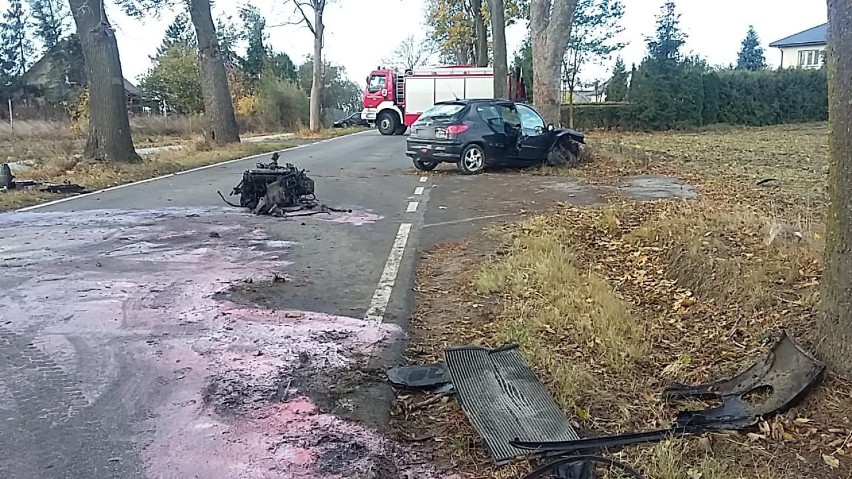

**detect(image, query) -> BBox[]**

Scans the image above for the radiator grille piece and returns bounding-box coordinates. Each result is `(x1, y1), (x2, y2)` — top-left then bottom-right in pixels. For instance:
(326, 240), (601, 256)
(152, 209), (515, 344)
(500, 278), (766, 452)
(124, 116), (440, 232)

(443, 344), (580, 464)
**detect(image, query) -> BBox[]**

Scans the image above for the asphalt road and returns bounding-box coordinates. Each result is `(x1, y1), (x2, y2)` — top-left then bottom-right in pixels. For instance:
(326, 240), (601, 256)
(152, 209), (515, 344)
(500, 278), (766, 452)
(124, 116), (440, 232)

(0, 130), (447, 479)
(0, 129), (618, 478)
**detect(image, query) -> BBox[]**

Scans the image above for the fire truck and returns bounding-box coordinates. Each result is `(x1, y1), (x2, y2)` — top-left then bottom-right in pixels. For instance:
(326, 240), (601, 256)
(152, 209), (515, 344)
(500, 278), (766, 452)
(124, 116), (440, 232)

(361, 65), (527, 136)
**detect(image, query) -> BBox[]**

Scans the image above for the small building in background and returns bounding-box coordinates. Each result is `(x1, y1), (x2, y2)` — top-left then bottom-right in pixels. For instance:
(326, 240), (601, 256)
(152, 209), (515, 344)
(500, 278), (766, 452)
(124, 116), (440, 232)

(769, 23), (827, 69)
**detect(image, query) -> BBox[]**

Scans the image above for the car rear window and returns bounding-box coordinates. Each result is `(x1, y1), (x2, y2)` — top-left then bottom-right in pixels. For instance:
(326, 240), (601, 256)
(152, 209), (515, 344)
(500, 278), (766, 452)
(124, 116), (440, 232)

(419, 103), (466, 121)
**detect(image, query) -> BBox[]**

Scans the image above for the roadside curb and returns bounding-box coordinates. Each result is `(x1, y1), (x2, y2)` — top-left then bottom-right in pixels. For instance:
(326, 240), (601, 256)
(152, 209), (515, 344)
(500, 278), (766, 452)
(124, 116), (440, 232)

(16, 129), (373, 212)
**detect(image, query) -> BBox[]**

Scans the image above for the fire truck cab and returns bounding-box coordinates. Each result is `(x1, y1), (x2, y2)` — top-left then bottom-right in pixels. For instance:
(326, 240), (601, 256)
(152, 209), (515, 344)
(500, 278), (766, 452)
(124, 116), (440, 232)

(361, 65), (526, 136)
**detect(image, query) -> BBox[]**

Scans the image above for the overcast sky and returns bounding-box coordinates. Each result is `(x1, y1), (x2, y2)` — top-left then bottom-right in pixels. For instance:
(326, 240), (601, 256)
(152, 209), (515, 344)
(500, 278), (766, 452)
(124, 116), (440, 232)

(17, 0), (833, 88)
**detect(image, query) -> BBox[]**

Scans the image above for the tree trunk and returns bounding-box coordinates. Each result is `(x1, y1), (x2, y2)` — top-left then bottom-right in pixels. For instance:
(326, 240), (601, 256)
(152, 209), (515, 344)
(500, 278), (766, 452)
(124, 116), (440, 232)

(567, 53), (579, 128)
(489, 0), (507, 98)
(188, 0), (240, 145)
(68, 0), (140, 163)
(309, 6), (324, 132)
(530, 0), (578, 125)
(819, 0), (852, 380)
(472, 0), (488, 67)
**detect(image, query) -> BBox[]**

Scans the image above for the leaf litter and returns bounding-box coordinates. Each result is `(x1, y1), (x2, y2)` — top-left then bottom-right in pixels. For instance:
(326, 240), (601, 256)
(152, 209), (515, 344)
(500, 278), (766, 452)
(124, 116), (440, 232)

(390, 123), (851, 478)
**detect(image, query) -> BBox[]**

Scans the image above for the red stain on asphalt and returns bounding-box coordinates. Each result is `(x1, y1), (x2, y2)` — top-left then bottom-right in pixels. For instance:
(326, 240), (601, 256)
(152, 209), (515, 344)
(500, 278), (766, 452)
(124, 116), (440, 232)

(0, 208), (452, 478)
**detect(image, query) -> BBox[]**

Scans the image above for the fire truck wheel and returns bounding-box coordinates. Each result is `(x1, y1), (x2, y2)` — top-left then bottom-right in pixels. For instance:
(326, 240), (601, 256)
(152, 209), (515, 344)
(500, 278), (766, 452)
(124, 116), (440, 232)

(413, 158), (438, 171)
(394, 124), (408, 135)
(377, 112), (398, 135)
(458, 144), (485, 175)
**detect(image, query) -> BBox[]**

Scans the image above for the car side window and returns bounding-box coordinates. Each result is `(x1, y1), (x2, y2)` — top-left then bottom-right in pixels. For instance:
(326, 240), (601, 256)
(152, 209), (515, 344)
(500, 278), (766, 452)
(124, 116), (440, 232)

(497, 105), (521, 129)
(477, 104), (503, 130)
(516, 105), (546, 135)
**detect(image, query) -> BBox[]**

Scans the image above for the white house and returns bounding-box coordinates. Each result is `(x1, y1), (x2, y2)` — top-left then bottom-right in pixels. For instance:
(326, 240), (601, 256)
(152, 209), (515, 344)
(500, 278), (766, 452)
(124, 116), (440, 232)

(769, 23), (827, 69)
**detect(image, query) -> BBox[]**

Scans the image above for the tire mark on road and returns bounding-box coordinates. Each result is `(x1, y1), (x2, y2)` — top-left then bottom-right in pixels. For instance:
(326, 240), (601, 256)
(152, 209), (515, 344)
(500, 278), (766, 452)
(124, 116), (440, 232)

(0, 327), (145, 478)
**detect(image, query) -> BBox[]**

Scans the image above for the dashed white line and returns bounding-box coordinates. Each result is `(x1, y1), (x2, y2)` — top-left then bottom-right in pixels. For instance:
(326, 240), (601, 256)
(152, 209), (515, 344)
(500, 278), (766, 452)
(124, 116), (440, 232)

(364, 223), (413, 322)
(419, 176), (428, 183)
(414, 186), (425, 195)
(406, 201), (419, 212)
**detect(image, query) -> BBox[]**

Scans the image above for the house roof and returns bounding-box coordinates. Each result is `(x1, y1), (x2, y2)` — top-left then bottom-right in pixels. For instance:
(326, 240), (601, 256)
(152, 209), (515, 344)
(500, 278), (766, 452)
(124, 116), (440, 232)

(769, 23), (827, 48)
(123, 79), (141, 96)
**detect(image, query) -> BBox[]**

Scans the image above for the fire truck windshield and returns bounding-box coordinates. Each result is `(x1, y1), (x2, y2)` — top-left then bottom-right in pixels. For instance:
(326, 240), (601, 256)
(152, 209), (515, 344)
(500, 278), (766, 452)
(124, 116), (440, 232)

(367, 74), (387, 93)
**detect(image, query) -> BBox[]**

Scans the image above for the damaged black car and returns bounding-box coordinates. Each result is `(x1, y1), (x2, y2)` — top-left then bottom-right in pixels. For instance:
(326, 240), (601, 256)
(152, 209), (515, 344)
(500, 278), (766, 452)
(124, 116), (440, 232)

(405, 99), (585, 175)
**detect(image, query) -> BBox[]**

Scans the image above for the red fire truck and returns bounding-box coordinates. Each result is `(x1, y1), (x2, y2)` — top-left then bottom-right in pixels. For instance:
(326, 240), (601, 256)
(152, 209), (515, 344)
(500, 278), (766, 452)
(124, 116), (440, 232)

(361, 65), (527, 136)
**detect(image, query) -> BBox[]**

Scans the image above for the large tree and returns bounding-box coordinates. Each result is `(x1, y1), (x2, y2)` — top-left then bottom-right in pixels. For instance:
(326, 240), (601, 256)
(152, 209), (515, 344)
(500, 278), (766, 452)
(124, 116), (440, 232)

(290, 0), (327, 132)
(188, 0), (240, 144)
(488, 0), (508, 97)
(69, 0), (140, 163)
(240, 5), (268, 81)
(563, 0), (625, 127)
(155, 12), (196, 59)
(530, 0), (579, 124)
(736, 25), (766, 71)
(1, 0), (32, 78)
(820, 0), (852, 379)
(27, 0), (70, 53)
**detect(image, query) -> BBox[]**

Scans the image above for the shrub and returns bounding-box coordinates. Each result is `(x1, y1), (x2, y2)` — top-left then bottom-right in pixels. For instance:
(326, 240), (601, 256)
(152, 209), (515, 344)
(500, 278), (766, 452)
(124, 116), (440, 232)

(257, 75), (309, 130)
(565, 103), (642, 131)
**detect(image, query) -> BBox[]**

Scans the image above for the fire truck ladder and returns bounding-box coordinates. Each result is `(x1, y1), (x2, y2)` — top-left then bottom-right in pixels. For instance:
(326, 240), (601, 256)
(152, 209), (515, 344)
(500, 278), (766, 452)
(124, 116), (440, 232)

(395, 76), (405, 102)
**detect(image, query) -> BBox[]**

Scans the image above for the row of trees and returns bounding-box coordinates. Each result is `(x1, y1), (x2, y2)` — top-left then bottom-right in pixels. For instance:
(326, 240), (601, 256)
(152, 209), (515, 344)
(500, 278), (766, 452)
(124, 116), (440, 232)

(0, 0), (337, 164)
(416, 0), (627, 126)
(139, 9), (360, 129)
(576, 2), (826, 131)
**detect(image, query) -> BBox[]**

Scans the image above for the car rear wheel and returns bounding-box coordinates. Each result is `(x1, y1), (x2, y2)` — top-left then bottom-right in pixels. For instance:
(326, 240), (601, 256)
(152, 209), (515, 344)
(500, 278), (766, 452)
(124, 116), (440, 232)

(413, 158), (439, 171)
(377, 112), (398, 136)
(458, 145), (485, 175)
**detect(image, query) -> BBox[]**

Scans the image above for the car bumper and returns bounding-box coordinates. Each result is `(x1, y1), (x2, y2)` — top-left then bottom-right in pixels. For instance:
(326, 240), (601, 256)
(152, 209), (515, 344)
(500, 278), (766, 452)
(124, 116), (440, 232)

(406, 140), (463, 162)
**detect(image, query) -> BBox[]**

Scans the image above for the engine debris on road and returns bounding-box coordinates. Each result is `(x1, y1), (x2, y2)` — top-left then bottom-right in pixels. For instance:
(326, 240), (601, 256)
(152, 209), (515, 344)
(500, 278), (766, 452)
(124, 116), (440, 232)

(218, 153), (351, 218)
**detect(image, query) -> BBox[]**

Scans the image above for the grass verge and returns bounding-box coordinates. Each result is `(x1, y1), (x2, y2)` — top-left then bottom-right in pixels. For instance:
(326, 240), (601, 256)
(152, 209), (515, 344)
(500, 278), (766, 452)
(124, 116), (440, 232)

(393, 122), (851, 478)
(1, 141), (292, 211)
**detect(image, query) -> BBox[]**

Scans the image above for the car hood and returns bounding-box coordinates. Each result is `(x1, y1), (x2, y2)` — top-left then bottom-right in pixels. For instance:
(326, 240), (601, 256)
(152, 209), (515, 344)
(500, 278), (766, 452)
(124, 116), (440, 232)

(554, 127), (586, 144)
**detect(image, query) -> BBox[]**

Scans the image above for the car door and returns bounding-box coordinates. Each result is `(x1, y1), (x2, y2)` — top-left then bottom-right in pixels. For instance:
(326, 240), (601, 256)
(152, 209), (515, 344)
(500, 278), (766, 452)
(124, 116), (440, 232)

(475, 102), (514, 159)
(515, 104), (552, 162)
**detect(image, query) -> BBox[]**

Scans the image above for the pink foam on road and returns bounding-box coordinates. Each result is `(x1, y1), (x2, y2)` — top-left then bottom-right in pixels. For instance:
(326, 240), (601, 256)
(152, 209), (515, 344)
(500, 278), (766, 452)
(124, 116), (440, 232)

(0, 208), (452, 478)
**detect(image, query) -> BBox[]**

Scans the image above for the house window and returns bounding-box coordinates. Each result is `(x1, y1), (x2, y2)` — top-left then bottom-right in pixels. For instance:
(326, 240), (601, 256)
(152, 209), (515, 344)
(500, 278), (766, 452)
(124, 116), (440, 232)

(798, 49), (824, 67)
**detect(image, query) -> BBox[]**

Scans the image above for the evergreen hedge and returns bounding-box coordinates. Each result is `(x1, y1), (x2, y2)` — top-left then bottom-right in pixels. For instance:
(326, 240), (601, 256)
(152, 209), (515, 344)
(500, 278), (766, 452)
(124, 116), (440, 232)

(565, 67), (827, 131)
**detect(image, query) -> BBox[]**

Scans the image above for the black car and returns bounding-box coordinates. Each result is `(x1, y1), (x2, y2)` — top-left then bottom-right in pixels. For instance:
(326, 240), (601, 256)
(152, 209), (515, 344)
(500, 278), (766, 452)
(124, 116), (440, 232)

(333, 112), (370, 128)
(405, 99), (585, 174)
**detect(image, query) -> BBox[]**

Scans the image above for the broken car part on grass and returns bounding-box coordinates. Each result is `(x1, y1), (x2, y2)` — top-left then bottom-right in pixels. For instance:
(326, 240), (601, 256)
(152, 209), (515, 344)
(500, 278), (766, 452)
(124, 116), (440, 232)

(510, 330), (825, 456)
(218, 153), (351, 217)
(390, 331), (824, 479)
(0, 163), (87, 194)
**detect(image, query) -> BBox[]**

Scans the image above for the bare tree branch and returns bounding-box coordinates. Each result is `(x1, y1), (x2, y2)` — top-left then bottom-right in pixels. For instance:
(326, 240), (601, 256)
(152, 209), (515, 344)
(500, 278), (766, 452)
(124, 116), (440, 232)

(293, 0), (315, 34)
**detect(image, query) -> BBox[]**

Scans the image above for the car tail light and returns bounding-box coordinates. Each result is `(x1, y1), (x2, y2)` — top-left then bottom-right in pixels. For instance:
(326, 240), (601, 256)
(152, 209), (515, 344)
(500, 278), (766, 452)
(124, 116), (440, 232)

(446, 124), (469, 136)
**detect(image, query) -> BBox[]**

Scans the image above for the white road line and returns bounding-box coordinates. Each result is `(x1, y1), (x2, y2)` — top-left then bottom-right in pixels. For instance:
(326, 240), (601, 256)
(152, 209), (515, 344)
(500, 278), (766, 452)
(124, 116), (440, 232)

(419, 176), (428, 183)
(17, 129), (372, 212)
(423, 213), (521, 228)
(406, 201), (419, 212)
(364, 223), (413, 322)
(414, 186), (425, 195)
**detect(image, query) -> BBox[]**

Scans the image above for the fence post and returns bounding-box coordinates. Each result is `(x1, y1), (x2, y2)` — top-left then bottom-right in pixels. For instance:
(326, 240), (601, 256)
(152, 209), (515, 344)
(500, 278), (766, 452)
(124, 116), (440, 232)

(7, 99), (13, 138)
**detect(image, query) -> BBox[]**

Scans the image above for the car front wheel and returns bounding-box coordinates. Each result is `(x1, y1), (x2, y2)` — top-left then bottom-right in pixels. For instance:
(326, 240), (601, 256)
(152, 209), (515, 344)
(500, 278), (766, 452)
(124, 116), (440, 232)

(458, 145), (485, 175)
(413, 158), (439, 171)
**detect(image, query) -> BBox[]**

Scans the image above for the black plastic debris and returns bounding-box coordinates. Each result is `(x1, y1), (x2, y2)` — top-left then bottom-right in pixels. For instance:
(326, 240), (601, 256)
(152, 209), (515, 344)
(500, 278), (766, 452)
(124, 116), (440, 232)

(511, 330), (825, 455)
(386, 363), (449, 389)
(0, 164), (87, 194)
(444, 344), (580, 465)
